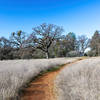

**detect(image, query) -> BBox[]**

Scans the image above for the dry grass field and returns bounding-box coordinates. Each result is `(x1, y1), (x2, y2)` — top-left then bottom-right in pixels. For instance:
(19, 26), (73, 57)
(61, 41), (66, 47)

(55, 57), (100, 100)
(0, 58), (78, 100)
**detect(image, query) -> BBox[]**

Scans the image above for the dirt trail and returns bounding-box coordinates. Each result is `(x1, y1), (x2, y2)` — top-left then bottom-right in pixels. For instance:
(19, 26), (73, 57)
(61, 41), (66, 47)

(20, 58), (83, 100)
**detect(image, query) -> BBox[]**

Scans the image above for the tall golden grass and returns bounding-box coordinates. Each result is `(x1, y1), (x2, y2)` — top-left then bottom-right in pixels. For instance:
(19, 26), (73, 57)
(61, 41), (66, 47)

(0, 58), (77, 100)
(55, 57), (100, 100)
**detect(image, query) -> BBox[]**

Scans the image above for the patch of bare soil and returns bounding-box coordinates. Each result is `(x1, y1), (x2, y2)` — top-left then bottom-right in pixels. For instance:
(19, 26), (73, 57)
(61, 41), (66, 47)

(20, 58), (83, 100)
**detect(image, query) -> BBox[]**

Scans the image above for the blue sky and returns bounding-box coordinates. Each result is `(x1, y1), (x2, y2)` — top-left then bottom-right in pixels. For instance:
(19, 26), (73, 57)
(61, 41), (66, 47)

(0, 0), (100, 38)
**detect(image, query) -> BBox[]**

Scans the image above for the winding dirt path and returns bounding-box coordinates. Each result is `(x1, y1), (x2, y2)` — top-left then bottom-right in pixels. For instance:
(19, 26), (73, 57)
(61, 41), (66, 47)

(20, 58), (83, 100)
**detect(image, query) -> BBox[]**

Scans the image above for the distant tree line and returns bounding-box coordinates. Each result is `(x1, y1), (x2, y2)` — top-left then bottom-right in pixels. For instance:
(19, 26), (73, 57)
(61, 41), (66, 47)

(0, 23), (99, 60)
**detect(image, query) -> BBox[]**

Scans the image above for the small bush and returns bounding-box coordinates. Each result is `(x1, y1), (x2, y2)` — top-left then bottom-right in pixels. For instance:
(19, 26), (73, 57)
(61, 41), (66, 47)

(86, 50), (96, 57)
(66, 51), (79, 57)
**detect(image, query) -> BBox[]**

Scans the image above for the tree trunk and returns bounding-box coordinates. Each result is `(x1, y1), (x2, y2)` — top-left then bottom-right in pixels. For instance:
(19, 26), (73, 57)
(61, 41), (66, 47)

(46, 52), (49, 59)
